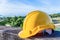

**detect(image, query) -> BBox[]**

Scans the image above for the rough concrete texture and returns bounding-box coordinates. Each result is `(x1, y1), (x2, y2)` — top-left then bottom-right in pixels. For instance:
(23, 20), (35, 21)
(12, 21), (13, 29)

(0, 26), (60, 40)
(0, 26), (22, 40)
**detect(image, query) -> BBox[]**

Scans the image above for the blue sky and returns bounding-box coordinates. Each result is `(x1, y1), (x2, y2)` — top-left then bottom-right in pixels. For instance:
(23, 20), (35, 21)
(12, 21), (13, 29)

(0, 0), (60, 17)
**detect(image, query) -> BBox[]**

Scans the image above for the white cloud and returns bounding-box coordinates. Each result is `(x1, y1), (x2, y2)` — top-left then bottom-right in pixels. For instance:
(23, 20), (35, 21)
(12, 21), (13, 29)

(0, 0), (38, 16)
(0, 0), (60, 16)
(36, 0), (60, 14)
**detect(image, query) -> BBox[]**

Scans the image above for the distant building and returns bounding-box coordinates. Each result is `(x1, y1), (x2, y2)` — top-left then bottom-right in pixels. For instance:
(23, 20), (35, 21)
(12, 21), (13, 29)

(52, 17), (60, 24)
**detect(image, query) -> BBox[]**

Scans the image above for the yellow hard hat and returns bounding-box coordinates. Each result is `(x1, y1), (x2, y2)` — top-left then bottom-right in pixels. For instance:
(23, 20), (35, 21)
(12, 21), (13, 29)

(18, 10), (55, 38)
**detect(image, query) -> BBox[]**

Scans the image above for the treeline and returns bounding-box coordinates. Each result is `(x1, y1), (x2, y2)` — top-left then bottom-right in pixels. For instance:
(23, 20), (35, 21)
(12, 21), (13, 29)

(0, 16), (25, 27)
(49, 13), (60, 18)
(0, 13), (60, 27)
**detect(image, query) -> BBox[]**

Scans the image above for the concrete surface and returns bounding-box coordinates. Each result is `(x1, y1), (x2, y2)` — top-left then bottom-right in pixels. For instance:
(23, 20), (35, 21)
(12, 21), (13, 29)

(0, 25), (60, 40)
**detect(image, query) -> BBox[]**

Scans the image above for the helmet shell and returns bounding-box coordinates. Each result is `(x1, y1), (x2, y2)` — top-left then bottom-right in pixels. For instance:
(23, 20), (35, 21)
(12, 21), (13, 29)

(18, 10), (55, 38)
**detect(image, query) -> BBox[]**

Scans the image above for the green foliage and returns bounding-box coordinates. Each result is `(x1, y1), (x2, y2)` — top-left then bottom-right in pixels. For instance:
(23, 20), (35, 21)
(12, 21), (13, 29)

(49, 13), (60, 18)
(0, 13), (60, 27)
(49, 13), (60, 24)
(0, 16), (25, 28)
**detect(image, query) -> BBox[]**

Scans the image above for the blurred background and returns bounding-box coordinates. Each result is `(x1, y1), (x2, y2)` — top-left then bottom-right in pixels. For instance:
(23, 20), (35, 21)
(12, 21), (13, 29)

(0, 0), (60, 28)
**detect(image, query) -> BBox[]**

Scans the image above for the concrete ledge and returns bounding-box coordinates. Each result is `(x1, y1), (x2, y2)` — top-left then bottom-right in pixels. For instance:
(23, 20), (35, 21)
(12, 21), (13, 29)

(0, 26), (60, 40)
(2, 29), (22, 40)
(0, 27), (23, 40)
